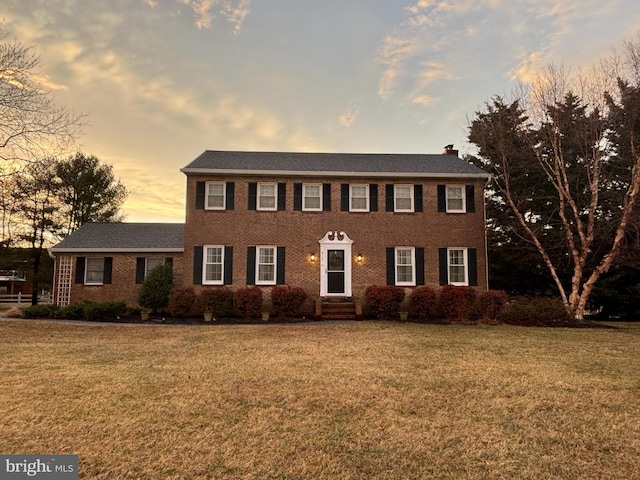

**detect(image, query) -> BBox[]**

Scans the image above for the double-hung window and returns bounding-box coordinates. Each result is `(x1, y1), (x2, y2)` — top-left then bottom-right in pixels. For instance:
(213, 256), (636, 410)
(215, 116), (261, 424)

(145, 257), (164, 277)
(303, 184), (322, 211)
(85, 258), (105, 285)
(256, 246), (276, 284)
(394, 185), (414, 212)
(203, 246), (224, 285)
(206, 182), (225, 209)
(258, 183), (277, 211)
(446, 185), (465, 212)
(350, 184), (369, 212)
(395, 247), (415, 286)
(448, 248), (467, 285)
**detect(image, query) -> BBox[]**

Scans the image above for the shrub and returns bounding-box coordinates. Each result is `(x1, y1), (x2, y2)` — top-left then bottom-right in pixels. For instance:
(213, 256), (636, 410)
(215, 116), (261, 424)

(439, 285), (477, 323)
(21, 303), (60, 319)
(137, 263), (173, 313)
(364, 285), (405, 319)
(271, 285), (308, 318)
(409, 286), (438, 320)
(479, 290), (509, 321)
(195, 287), (234, 318)
(167, 286), (196, 317)
(57, 302), (86, 320)
(234, 286), (263, 319)
(82, 301), (128, 321)
(498, 297), (573, 326)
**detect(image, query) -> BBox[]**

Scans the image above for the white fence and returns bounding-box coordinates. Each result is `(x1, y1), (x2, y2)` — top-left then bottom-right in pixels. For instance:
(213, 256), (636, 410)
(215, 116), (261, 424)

(0, 292), (53, 304)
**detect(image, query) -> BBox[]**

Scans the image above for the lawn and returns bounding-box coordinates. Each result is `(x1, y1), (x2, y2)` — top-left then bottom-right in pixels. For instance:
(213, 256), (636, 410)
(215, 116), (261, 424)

(0, 320), (638, 479)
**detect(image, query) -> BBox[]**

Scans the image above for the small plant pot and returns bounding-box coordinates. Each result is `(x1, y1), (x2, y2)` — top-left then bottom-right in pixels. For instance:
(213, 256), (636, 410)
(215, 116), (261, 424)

(203, 312), (214, 322)
(140, 311), (150, 321)
(399, 311), (409, 321)
(261, 312), (270, 321)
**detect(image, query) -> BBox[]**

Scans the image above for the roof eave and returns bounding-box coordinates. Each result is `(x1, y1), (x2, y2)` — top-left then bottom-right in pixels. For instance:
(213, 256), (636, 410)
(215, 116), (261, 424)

(50, 248), (184, 254)
(180, 167), (491, 179)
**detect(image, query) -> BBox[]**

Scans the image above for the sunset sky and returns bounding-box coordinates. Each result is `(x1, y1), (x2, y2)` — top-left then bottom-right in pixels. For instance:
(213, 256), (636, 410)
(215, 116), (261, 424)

(2, 1), (640, 222)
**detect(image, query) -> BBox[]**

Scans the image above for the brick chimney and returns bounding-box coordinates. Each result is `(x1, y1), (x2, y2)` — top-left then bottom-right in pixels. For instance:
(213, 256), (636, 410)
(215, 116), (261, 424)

(443, 144), (458, 156)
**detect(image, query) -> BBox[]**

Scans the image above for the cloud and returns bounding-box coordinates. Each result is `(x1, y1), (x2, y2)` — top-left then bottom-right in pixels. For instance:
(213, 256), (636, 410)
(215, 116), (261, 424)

(338, 104), (358, 127)
(377, 36), (415, 98)
(175, 0), (251, 32)
(412, 95), (435, 107)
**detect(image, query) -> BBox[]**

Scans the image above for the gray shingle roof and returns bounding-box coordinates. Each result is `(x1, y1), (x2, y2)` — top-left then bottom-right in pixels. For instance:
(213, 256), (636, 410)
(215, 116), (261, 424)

(181, 150), (489, 178)
(50, 223), (184, 252)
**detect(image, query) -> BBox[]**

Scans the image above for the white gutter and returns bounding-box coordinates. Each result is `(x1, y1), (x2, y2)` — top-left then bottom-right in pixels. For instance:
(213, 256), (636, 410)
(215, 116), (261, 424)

(180, 168), (491, 179)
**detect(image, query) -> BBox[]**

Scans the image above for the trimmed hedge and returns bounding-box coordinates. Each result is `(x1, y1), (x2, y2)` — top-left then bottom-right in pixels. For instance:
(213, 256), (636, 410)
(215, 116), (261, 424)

(479, 289), (509, 321)
(439, 285), (477, 323)
(21, 301), (128, 321)
(234, 286), (263, 319)
(20, 304), (59, 319)
(498, 297), (573, 326)
(365, 285), (405, 319)
(167, 286), (196, 317)
(271, 285), (308, 318)
(195, 287), (234, 318)
(409, 286), (438, 320)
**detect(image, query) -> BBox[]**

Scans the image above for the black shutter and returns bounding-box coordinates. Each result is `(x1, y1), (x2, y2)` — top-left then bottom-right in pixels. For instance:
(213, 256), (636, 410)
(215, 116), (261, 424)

(248, 183), (257, 210)
(386, 247), (395, 285)
(293, 183), (303, 211)
(193, 246), (203, 285)
(439, 248), (449, 285)
(226, 182), (235, 210)
(414, 185), (423, 212)
(195, 181), (205, 209)
(224, 246), (233, 285)
(437, 185), (446, 212)
(246, 247), (256, 285)
(75, 257), (86, 284)
(468, 248), (478, 286)
(466, 185), (475, 213)
(385, 184), (394, 212)
(276, 247), (286, 285)
(416, 247), (425, 285)
(277, 183), (286, 211)
(370, 184), (378, 212)
(340, 184), (349, 211)
(103, 257), (113, 284)
(165, 257), (173, 271)
(323, 183), (331, 211)
(135, 257), (145, 284)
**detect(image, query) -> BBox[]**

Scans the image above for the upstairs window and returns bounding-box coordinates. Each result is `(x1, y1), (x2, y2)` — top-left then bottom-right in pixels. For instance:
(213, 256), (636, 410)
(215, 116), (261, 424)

(258, 183), (277, 211)
(446, 186), (465, 212)
(394, 185), (414, 212)
(206, 182), (225, 209)
(350, 184), (369, 212)
(303, 184), (322, 211)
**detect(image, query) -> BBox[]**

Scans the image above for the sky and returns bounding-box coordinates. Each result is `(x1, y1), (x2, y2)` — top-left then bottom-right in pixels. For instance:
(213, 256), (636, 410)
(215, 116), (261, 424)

(2, 0), (640, 223)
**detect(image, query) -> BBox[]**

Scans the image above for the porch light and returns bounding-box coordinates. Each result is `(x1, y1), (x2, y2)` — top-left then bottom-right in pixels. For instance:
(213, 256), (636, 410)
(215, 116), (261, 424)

(356, 253), (363, 263)
(310, 253), (316, 262)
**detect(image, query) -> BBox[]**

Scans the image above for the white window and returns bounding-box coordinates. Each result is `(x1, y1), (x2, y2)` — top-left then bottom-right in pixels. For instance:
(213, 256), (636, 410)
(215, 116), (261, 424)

(350, 184), (369, 212)
(145, 257), (164, 277)
(395, 247), (415, 286)
(448, 248), (468, 285)
(203, 246), (224, 285)
(303, 183), (322, 211)
(85, 258), (105, 285)
(394, 185), (414, 212)
(206, 182), (225, 210)
(446, 185), (465, 213)
(258, 183), (277, 211)
(256, 246), (276, 285)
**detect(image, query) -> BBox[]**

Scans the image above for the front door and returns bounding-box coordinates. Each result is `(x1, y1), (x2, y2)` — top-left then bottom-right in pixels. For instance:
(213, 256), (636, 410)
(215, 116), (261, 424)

(327, 249), (345, 294)
(319, 231), (353, 297)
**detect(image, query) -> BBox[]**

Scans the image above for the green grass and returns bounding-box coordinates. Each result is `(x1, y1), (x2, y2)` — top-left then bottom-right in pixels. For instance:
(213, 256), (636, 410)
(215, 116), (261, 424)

(0, 320), (638, 479)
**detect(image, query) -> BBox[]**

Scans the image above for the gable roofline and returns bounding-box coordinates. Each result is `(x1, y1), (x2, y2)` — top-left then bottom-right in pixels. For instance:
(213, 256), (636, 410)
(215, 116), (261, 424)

(181, 150), (491, 179)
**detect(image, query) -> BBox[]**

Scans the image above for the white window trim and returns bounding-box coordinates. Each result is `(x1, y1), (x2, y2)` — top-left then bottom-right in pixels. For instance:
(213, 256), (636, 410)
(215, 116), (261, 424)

(446, 185), (466, 213)
(145, 257), (164, 278)
(447, 247), (468, 286)
(257, 182), (277, 211)
(203, 245), (224, 285)
(395, 247), (416, 286)
(302, 183), (322, 211)
(84, 257), (104, 285)
(394, 184), (414, 212)
(256, 245), (277, 285)
(205, 181), (226, 210)
(349, 184), (369, 212)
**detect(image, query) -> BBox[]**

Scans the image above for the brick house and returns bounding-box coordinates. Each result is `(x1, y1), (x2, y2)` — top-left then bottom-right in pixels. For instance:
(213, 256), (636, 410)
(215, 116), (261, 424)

(50, 147), (490, 314)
